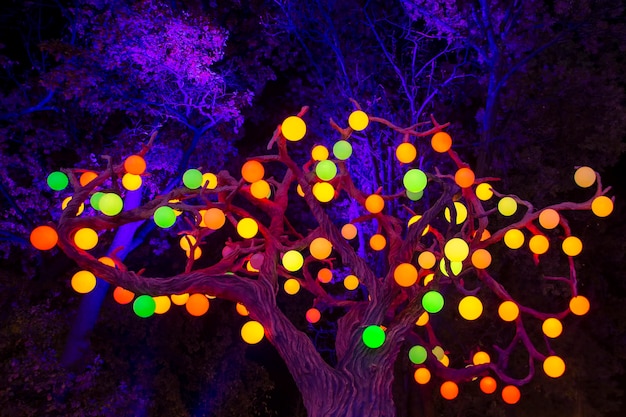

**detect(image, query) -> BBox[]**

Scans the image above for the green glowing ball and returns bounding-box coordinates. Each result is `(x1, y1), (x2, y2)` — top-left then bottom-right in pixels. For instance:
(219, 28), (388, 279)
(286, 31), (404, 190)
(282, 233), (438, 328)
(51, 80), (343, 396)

(315, 160), (338, 181)
(406, 190), (423, 201)
(99, 193), (123, 216)
(403, 169), (428, 193)
(47, 171), (68, 191)
(133, 294), (156, 318)
(422, 290), (444, 313)
(362, 325), (386, 348)
(409, 345), (428, 364)
(183, 168), (203, 189)
(333, 140), (353, 160)
(154, 206), (176, 228)
(90, 192), (105, 210)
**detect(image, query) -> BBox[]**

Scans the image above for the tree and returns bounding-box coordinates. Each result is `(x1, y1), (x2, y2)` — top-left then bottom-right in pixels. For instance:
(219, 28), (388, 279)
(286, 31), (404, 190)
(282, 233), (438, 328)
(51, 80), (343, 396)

(29, 105), (615, 416)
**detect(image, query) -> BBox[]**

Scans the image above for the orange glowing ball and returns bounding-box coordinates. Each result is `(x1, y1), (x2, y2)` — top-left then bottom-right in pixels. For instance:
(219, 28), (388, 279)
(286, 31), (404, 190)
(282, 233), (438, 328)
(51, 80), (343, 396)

(74, 227), (98, 250)
(98, 256), (116, 267)
(414, 368), (431, 384)
(458, 296), (483, 321)
(542, 318), (563, 338)
(113, 287), (135, 304)
(394, 263), (418, 287)
(122, 173), (142, 191)
(203, 208), (226, 230)
(311, 145), (329, 161)
(171, 293), (190, 305)
(71, 270), (97, 294)
(283, 278), (301, 295)
(454, 167), (475, 188)
(471, 249), (492, 269)
(528, 235), (550, 255)
(341, 223), (358, 240)
(503, 229), (525, 249)
(310, 237), (333, 259)
(369, 234), (387, 251)
(186, 293), (209, 316)
(473, 351), (491, 365)
(498, 301), (519, 322)
(476, 183), (494, 200)
(62, 196), (85, 215)
(574, 166), (596, 188)
(185, 247), (202, 260)
(591, 195), (613, 217)
(562, 236), (583, 256)
(282, 115), (307, 141)
(480, 376), (497, 394)
(30, 225), (58, 250)
(431, 132), (452, 153)
(543, 355), (566, 378)
(79, 171), (98, 186)
(538, 209), (560, 229)
(344, 275), (359, 290)
(241, 320), (265, 344)
(418, 251), (436, 269)
(416, 311), (429, 326)
(317, 268), (333, 283)
(236, 303), (249, 316)
(440, 381), (459, 400)
(237, 218), (259, 239)
(502, 385), (521, 404)
(250, 179), (271, 199)
(306, 308), (321, 324)
(365, 194), (385, 214)
(241, 160), (265, 183)
(124, 155), (146, 175)
(312, 182), (335, 203)
(569, 295), (590, 316)
(296, 184), (305, 197)
(153, 296), (172, 314)
(179, 234), (197, 251)
(396, 142), (417, 163)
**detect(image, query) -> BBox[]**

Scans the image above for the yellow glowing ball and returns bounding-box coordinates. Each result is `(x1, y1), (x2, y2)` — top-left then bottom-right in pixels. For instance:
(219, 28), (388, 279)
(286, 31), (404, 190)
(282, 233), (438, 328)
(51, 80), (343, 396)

(414, 368), (431, 384)
(348, 110), (369, 131)
(543, 355), (566, 378)
(170, 293), (190, 305)
(396, 142), (417, 164)
(394, 263), (418, 287)
(202, 172), (218, 189)
(444, 201), (468, 224)
(471, 249), (492, 269)
(365, 194), (384, 214)
(310, 237), (333, 260)
(416, 312), (429, 326)
(408, 215), (430, 235)
(124, 155), (146, 175)
(79, 171), (98, 186)
(312, 182), (335, 203)
(498, 301), (519, 322)
(341, 223), (358, 240)
(246, 260), (259, 272)
(498, 197), (517, 216)
(458, 296), (483, 320)
(369, 234), (387, 251)
(62, 196), (85, 216)
(311, 145), (329, 161)
(203, 208), (226, 230)
(473, 351), (491, 365)
(455, 167), (475, 188)
(591, 195), (613, 217)
(317, 268), (333, 283)
(153, 296), (172, 314)
(241, 160), (265, 183)
(179, 235), (197, 251)
(113, 287), (134, 304)
(344, 274), (359, 290)
(431, 132), (452, 153)
(186, 293), (210, 316)
(284, 278), (301, 295)
(574, 166), (596, 188)
(529, 235), (550, 255)
(418, 251), (436, 269)
(501, 385), (521, 404)
(251, 179), (271, 199)
(237, 218), (259, 239)
(432, 346), (445, 360)
(569, 295), (590, 316)
(444, 238), (469, 262)
(538, 209), (560, 229)
(562, 236), (582, 256)
(476, 183), (494, 200)
(282, 115), (306, 141)
(306, 308), (321, 323)
(71, 270), (97, 294)
(122, 173), (142, 191)
(480, 376), (497, 394)
(503, 229), (525, 249)
(282, 250), (304, 272)
(74, 228), (98, 250)
(241, 320), (265, 344)
(236, 303), (249, 316)
(422, 273), (435, 286)
(439, 259), (462, 277)
(542, 318), (563, 338)
(440, 381), (459, 400)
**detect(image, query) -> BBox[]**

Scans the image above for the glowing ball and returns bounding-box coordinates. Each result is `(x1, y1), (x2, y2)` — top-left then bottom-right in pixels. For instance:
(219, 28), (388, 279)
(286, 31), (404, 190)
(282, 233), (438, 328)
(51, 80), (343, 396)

(365, 194), (384, 214)
(476, 183), (493, 200)
(431, 132), (452, 153)
(341, 223), (357, 240)
(310, 237), (332, 260)
(422, 291), (444, 313)
(119, 173), (141, 191)
(79, 171), (98, 186)
(113, 287), (135, 304)
(237, 217), (259, 238)
(418, 251), (436, 269)
(171, 293), (189, 305)
(502, 385), (521, 404)
(439, 259), (462, 277)
(236, 303), (249, 316)
(282, 115), (306, 141)
(408, 345), (427, 364)
(90, 192), (104, 210)
(473, 351), (491, 365)
(471, 249), (492, 269)
(569, 295), (590, 316)
(203, 208), (226, 230)
(312, 145), (329, 161)
(543, 355), (565, 378)
(312, 182), (335, 202)
(251, 179), (271, 199)
(154, 206), (176, 228)
(416, 312), (429, 326)
(362, 325), (385, 348)
(542, 317), (563, 338)
(344, 275), (359, 290)
(282, 250), (304, 272)
(317, 268), (333, 283)
(133, 295), (156, 318)
(591, 195), (613, 217)
(202, 172), (218, 189)
(47, 171), (68, 191)
(458, 296), (483, 320)
(179, 234), (196, 250)
(30, 225), (58, 250)
(444, 238), (469, 262)
(98, 256), (116, 267)
(444, 201), (468, 224)
(186, 293), (209, 316)
(538, 209), (560, 229)
(394, 263), (418, 287)
(411, 368), (430, 385)
(71, 270), (96, 294)
(348, 110), (369, 131)
(498, 197), (517, 216)
(574, 166), (596, 187)
(296, 184), (305, 197)
(423, 273), (435, 286)
(480, 376), (497, 394)
(241, 320), (265, 344)
(315, 160), (337, 181)
(562, 236), (582, 256)
(454, 167), (475, 188)
(403, 169), (428, 193)
(431, 347), (443, 360)
(124, 155), (146, 175)
(100, 193), (123, 216)
(182, 169), (203, 189)
(504, 229), (525, 249)
(246, 260), (259, 272)
(333, 140), (353, 160)
(529, 235), (550, 255)
(440, 381), (459, 400)
(153, 296), (171, 314)
(369, 234), (386, 251)
(74, 227), (98, 250)
(284, 278), (301, 295)
(396, 142), (417, 163)
(306, 308), (321, 324)
(241, 160), (265, 183)
(250, 253), (264, 270)
(498, 301), (519, 321)
(406, 190), (423, 201)
(478, 229), (491, 241)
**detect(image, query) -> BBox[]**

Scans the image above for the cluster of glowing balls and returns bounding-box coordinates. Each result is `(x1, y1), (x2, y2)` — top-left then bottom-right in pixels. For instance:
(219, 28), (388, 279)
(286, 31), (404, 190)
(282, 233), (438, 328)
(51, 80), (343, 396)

(241, 160), (264, 183)
(284, 278), (301, 295)
(343, 274), (359, 290)
(403, 169), (428, 193)
(365, 194), (384, 214)
(315, 160), (337, 181)
(454, 167), (475, 188)
(183, 168), (203, 189)
(431, 131), (452, 153)
(282, 250), (304, 272)
(333, 140), (353, 160)
(241, 320), (265, 344)
(47, 171), (69, 191)
(99, 193), (123, 216)
(153, 206), (177, 228)
(30, 225), (59, 250)
(312, 182), (335, 202)
(362, 325), (385, 348)
(113, 287), (135, 304)
(471, 249), (492, 269)
(312, 145), (329, 161)
(414, 368), (431, 384)
(562, 236), (582, 256)
(393, 263), (418, 287)
(543, 355), (566, 378)
(444, 202), (468, 224)
(408, 345), (428, 364)
(71, 270), (97, 294)
(440, 381), (459, 400)
(133, 295), (157, 318)
(498, 197), (518, 216)
(306, 308), (321, 324)
(341, 223), (357, 240)
(498, 301), (519, 322)
(369, 234), (387, 251)
(542, 318), (563, 338)
(282, 116), (306, 141)
(476, 183), (494, 200)
(458, 296), (483, 320)
(186, 294), (209, 316)
(501, 385), (521, 404)
(317, 268), (333, 283)
(348, 110), (369, 131)
(124, 155), (146, 175)
(480, 376), (497, 394)
(250, 180), (271, 199)
(122, 173), (142, 191)
(395, 142), (417, 164)
(74, 228), (98, 250)
(444, 238), (469, 262)
(310, 237), (332, 259)
(503, 229), (525, 249)
(422, 290), (444, 313)
(528, 235), (550, 255)
(203, 208), (226, 230)
(574, 166), (596, 187)
(591, 195), (613, 217)
(237, 217), (259, 238)
(417, 251), (436, 269)
(569, 295), (590, 315)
